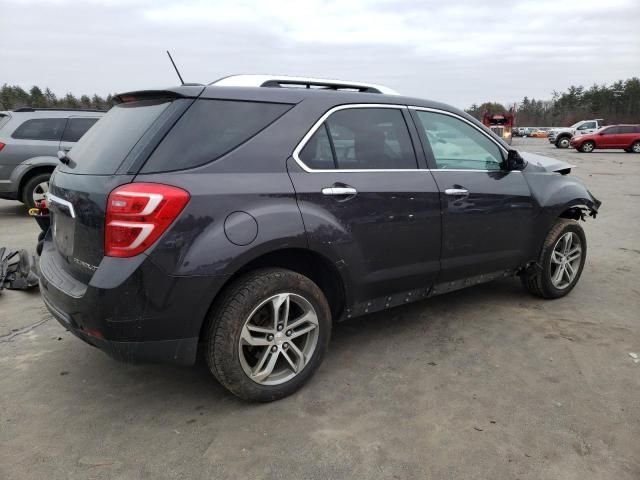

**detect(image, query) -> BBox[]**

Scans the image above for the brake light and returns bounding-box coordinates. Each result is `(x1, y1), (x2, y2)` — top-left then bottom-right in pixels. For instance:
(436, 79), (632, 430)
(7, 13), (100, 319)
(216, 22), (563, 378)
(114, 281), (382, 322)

(105, 183), (190, 257)
(0, 142), (5, 152)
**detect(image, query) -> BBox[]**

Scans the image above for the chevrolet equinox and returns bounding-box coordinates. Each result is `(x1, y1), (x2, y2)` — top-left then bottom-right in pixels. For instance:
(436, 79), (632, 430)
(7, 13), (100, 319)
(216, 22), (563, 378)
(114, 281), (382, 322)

(40, 75), (601, 401)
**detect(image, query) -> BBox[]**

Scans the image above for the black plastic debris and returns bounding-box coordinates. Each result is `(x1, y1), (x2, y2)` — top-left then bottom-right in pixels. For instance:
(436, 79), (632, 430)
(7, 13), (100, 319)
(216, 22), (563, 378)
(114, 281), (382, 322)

(0, 248), (39, 291)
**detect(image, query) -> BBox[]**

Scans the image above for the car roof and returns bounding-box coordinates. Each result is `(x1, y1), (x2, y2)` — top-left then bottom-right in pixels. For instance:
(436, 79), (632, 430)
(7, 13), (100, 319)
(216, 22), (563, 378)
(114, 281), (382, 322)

(117, 80), (511, 150)
(198, 85), (467, 117)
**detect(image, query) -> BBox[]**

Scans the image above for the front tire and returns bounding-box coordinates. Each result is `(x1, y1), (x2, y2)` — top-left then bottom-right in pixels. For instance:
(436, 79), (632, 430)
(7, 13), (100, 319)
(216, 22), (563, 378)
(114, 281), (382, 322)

(580, 141), (595, 153)
(21, 172), (51, 209)
(522, 219), (587, 299)
(205, 268), (331, 402)
(631, 141), (640, 153)
(555, 136), (571, 148)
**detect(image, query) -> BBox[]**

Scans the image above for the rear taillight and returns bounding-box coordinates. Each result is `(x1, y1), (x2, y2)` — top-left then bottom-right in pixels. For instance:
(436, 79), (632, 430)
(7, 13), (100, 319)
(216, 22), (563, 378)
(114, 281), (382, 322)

(0, 142), (5, 152)
(105, 183), (190, 257)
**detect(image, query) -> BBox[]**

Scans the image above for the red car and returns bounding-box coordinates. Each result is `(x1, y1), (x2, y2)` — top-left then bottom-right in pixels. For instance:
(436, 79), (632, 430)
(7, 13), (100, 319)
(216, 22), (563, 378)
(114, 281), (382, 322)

(571, 124), (640, 153)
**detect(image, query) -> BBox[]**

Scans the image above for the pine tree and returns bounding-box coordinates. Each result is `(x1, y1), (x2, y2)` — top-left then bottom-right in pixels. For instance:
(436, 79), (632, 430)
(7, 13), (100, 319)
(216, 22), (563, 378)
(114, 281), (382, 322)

(29, 86), (46, 107)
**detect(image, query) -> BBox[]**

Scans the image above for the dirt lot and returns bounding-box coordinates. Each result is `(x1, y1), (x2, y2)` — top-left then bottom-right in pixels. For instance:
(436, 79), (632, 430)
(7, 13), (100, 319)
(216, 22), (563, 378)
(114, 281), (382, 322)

(1, 137), (639, 480)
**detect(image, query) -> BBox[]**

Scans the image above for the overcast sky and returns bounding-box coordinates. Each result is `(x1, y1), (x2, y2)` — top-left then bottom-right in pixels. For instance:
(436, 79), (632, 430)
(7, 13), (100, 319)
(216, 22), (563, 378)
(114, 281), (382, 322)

(1, 0), (639, 109)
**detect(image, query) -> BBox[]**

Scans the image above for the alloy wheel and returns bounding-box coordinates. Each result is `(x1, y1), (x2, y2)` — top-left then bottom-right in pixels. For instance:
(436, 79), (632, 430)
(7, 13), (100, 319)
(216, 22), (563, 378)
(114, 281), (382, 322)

(550, 232), (582, 289)
(238, 293), (319, 386)
(558, 138), (570, 148)
(32, 181), (49, 204)
(632, 142), (640, 153)
(582, 142), (595, 153)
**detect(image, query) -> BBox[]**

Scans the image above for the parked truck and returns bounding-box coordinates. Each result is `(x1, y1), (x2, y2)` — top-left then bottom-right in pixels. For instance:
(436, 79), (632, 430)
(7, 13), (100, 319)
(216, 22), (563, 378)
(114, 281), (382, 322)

(482, 111), (514, 145)
(548, 119), (605, 148)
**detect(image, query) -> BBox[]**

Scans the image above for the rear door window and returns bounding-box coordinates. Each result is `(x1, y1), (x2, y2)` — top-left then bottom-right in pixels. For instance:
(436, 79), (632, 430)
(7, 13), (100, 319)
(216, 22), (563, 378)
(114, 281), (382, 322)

(66, 98), (173, 174)
(618, 126), (637, 134)
(61, 117), (99, 142)
(141, 100), (292, 173)
(299, 125), (336, 169)
(298, 107), (418, 170)
(11, 118), (66, 141)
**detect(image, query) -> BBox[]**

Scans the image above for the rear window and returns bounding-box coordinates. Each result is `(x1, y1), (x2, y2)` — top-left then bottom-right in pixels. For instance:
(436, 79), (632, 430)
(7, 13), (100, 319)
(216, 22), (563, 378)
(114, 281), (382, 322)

(62, 117), (99, 142)
(67, 99), (172, 174)
(11, 118), (66, 141)
(141, 99), (292, 173)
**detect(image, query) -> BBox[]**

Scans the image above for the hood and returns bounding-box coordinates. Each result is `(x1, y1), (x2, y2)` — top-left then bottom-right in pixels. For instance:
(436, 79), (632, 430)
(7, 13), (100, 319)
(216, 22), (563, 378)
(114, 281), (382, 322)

(551, 127), (574, 134)
(521, 151), (574, 175)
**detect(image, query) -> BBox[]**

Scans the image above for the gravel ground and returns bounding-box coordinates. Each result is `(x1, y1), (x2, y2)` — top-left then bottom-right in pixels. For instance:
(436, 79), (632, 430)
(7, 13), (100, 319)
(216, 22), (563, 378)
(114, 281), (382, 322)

(1, 137), (639, 480)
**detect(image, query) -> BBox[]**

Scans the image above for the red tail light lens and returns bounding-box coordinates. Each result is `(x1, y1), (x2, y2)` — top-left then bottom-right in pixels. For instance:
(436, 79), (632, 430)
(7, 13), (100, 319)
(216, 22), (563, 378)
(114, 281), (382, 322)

(0, 142), (5, 152)
(105, 183), (190, 257)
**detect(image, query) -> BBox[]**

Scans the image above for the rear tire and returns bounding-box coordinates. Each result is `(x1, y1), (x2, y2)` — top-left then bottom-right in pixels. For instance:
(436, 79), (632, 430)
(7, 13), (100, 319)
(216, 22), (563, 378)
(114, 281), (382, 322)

(205, 268), (331, 402)
(580, 141), (595, 153)
(21, 172), (51, 209)
(521, 219), (587, 299)
(631, 141), (640, 153)
(555, 136), (571, 148)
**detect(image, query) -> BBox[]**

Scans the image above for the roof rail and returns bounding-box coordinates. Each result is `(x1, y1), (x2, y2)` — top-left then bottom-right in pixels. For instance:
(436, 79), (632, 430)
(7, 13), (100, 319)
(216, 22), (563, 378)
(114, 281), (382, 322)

(210, 75), (399, 95)
(12, 107), (106, 113)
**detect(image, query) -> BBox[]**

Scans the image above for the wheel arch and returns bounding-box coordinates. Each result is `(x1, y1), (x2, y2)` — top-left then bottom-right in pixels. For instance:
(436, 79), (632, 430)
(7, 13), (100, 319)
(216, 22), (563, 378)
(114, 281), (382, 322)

(525, 172), (600, 260)
(13, 157), (58, 200)
(197, 247), (348, 343)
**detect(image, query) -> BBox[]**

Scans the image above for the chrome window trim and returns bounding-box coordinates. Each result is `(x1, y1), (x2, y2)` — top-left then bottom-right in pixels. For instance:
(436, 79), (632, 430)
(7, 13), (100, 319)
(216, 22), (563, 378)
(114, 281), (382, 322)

(292, 103), (516, 174)
(430, 168), (520, 173)
(410, 106), (510, 156)
(292, 104), (426, 173)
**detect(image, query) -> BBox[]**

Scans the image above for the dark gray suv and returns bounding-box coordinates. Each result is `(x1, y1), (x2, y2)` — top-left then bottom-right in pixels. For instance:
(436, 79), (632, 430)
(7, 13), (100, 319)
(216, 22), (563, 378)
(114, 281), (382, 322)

(39, 76), (600, 401)
(0, 108), (103, 208)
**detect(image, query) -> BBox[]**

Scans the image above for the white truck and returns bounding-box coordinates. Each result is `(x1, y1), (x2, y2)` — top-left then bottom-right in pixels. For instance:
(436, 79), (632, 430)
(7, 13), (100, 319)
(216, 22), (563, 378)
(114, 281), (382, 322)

(548, 119), (605, 148)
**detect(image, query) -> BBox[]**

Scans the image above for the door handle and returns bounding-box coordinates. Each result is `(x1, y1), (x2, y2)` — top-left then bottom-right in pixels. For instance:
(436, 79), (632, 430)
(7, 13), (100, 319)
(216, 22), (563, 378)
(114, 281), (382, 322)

(322, 187), (357, 196)
(444, 188), (469, 196)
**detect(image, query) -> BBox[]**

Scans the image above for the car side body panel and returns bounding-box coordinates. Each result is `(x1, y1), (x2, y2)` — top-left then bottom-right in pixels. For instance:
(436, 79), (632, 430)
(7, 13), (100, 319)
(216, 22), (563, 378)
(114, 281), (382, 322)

(522, 169), (600, 257)
(37, 83), (601, 368)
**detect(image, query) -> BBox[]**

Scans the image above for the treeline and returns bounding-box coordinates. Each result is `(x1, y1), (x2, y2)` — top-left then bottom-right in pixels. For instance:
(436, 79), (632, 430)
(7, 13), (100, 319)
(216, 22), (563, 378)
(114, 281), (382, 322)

(0, 84), (113, 111)
(466, 77), (640, 127)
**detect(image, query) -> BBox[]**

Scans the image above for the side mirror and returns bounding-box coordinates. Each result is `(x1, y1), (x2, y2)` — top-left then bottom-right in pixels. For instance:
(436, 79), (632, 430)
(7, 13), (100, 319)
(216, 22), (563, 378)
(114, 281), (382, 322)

(504, 150), (525, 171)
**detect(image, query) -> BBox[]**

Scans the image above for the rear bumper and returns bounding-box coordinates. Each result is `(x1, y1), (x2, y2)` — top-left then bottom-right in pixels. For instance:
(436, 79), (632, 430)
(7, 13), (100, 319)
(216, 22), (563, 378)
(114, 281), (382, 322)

(39, 237), (228, 365)
(41, 290), (199, 364)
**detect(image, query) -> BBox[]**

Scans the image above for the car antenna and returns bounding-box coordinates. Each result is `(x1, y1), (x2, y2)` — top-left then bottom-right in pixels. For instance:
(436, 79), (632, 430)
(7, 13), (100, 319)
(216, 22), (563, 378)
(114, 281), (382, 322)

(166, 50), (185, 85)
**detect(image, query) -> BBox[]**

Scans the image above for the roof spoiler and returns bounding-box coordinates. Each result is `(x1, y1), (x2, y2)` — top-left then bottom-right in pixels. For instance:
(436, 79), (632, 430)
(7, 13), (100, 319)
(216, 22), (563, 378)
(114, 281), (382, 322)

(113, 85), (205, 105)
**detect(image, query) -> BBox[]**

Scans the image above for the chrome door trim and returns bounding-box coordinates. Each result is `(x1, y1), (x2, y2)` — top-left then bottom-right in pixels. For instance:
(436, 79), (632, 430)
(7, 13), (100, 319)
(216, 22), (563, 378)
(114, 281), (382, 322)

(444, 188), (469, 195)
(46, 193), (76, 218)
(292, 103), (425, 173)
(292, 103), (517, 174)
(321, 187), (357, 196)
